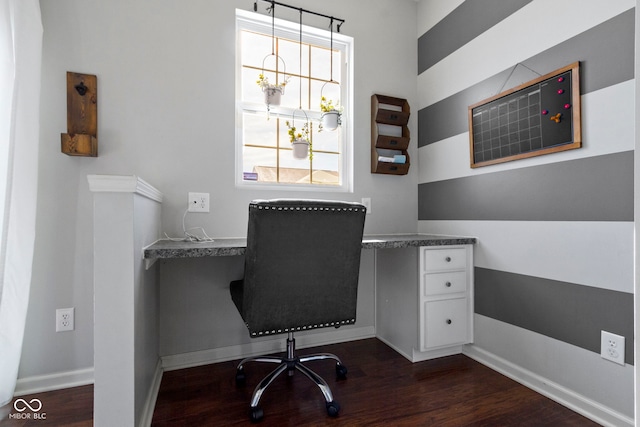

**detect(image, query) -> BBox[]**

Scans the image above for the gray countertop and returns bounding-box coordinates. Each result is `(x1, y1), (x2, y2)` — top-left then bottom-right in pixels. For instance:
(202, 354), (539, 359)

(143, 233), (476, 260)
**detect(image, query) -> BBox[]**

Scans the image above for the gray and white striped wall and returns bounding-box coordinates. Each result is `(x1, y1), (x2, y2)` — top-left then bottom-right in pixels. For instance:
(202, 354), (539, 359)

(417, 1), (635, 424)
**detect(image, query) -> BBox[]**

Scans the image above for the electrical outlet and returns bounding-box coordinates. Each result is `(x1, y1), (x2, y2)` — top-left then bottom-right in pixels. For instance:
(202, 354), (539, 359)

(361, 197), (372, 214)
(56, 308), (75, 332)
(188, 192), (210, 213)
(601, 330), (625, 365)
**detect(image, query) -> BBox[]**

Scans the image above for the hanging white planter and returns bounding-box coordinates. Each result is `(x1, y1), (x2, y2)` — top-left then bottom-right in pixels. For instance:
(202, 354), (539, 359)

(263, 86), (282, 106)
(321, 110), (340, 131)
(287, 109), (311, 160)
(291, 139), (310, 159)
(319, 81), (342, 131)
(257, 54), (288, 114)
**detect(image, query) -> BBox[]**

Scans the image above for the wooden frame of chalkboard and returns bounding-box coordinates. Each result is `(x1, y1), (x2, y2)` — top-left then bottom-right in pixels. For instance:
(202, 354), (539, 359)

(468, 62), (581, 168)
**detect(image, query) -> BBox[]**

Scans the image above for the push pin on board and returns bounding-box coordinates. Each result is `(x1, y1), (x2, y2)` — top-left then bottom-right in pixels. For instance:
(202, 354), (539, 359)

(550, 113), (562, 123)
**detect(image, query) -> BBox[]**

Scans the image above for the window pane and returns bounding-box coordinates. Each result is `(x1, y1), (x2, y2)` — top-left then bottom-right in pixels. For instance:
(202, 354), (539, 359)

(331, 50), (341, 82)
(310, 79), (323, 111)
(313, 152), (339, 172)
(259, 51), (287, 75)
(242, 146), (277, 180)
(312, 152), (340, 185)
(313, 127), (339, 152)
(242, 31), (272, 68)
(279, 75), (309, 109)
(279, 38), (309, 77)
(311, 46), (331, 81)
(243, 112), (278, 147)
(310, 47), (341, 85)
(279, 151), (310, 183)
(243, 67), (270, 104)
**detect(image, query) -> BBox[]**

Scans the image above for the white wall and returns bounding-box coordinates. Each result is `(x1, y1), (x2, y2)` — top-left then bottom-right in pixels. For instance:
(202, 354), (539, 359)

(20, 0), (418, 388)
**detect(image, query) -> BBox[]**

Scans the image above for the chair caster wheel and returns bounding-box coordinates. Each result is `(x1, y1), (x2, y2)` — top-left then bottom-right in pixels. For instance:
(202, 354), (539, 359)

(336, 363), (348, 379)
(235, 369), (246, 384)
(326, 400), (340, 417)
(249, 406), (264, 422)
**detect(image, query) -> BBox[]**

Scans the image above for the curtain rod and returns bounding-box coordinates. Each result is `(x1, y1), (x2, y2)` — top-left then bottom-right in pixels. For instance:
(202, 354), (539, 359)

(254, 0), (345, 32)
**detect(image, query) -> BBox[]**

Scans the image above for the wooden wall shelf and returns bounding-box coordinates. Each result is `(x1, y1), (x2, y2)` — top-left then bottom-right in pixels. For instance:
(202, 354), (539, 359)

(61, 72), (98, 157)
(371, 94), (410, 175)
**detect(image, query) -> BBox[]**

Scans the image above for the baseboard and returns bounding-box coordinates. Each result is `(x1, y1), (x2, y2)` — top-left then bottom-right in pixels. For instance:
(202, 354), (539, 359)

(375, 335), (412, 361)
(161, 326), (376, 371)
(14, 367), (94, 396)
(15, 359), (162, 427)
(375, 336), (464, 363)
(411, 345), (463, 362)
(463, 345), (634, 427)
(139, 359), (163, 427)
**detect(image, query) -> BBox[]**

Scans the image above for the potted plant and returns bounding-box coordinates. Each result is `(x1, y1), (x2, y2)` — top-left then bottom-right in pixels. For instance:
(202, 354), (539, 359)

(319, 96), (343, 131)
(286, 119), (312, 160)
(257, 73), (289, 110)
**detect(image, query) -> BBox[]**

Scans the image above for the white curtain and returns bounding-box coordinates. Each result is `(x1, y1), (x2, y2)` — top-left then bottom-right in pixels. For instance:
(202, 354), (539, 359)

(0, 0), (42, 407)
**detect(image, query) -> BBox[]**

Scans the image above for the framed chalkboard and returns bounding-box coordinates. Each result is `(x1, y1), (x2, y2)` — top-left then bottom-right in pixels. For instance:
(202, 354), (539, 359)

(468, 62), (581, 168)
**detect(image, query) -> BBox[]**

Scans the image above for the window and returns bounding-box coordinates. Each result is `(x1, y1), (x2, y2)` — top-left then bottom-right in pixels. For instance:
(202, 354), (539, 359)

(236, 9), (353, 191)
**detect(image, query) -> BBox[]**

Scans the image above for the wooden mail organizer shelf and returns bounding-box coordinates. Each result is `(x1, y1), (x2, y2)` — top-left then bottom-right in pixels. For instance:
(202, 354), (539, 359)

(371, 94), (410, 175)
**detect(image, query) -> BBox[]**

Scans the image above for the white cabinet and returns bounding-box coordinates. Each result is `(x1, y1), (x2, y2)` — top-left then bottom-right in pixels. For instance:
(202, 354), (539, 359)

(419, 246), (473, 353)
(375, 244), (474, 362)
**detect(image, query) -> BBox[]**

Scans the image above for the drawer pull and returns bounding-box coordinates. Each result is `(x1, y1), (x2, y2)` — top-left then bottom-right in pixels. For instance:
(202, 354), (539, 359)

(445, 281), (452, 287)
(445, 256), (451, 262)
(446, 319), (452, 325)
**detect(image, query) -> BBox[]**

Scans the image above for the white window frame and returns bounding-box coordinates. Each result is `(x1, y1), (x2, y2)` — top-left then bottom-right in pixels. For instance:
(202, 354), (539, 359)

(235, 9), (354, 192)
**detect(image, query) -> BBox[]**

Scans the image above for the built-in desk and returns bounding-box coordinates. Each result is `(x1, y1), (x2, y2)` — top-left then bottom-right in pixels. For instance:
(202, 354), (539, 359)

(143, 234), (477, 259)
(144, 234), (477, 363)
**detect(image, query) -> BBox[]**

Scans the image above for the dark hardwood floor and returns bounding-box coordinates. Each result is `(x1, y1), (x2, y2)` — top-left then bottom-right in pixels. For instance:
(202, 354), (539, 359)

(1, 338), (599, 426)
(0, 384), (93, 427)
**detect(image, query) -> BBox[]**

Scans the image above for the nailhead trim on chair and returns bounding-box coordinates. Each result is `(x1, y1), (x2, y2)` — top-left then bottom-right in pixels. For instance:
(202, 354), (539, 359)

(252, 204), (366, 214)
(249, 318), (356, 337)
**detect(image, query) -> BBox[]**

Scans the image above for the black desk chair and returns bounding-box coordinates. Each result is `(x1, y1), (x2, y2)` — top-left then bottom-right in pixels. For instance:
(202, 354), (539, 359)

(230, 199), (366, 422)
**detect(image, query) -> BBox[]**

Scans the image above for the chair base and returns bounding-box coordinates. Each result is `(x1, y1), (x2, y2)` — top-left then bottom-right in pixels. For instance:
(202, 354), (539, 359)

(235, 333), (347, 422)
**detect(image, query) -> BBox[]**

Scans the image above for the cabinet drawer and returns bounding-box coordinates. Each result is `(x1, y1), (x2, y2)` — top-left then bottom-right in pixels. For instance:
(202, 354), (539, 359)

(422, 298), (468, 350)
(423, 271), (467, 297)
(422, 247), (467, 272)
